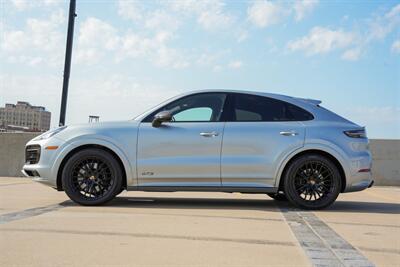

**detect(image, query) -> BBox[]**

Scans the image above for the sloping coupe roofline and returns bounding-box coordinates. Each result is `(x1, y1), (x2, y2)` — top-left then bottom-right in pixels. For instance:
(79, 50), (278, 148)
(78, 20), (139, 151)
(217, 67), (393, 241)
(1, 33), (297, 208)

(134, 89), (322, 121)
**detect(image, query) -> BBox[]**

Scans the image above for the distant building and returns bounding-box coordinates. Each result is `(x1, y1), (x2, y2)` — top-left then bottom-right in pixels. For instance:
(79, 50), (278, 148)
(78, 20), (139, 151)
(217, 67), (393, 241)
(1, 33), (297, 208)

(0, 101), (51, 132)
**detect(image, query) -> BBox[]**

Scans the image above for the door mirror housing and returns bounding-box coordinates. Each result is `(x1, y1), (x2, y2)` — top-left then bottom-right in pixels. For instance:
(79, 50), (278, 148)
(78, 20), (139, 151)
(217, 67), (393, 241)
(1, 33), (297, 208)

(152, 111), (172, 127)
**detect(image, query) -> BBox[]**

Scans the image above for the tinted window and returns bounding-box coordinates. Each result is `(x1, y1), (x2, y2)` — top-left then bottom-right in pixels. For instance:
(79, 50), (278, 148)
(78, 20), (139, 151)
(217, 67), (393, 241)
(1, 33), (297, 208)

(286, 103), (314, 121)
(230, 94), (313, 122)
(143, 93), (227, 122)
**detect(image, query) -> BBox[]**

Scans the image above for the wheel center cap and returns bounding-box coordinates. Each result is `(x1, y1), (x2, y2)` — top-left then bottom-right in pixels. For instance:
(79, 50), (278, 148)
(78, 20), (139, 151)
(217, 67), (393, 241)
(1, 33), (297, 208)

(309, 179), (316, 185)
(89, 175), (96, 180)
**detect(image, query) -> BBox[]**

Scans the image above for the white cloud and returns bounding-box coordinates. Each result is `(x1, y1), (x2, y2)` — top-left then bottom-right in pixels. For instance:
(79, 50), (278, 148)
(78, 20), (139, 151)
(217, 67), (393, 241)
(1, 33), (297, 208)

(10, 0), (61, 10)
(1, 30), (26, 51)
(168, 0), (234, 31)
(144, 10), (181, 32)
(197, 9), (233, 31)
(247, 1), (285, 28)
(228, 60), (243, 69)
(10, 0), (32, 10)
(75, 17), (120, 64)
(367, 3), (400, 42)
(293, 0), (319, 21)
(391, 39), (400, 54)
(341, 47), (361, 61)
(0, 9), (65, 66)
(287, 3), (399, 60)
(78, 18), (119, 49)
(287, 27), (356, 55)
(247, 0), (317, 27)
(117, 0), (142, 21)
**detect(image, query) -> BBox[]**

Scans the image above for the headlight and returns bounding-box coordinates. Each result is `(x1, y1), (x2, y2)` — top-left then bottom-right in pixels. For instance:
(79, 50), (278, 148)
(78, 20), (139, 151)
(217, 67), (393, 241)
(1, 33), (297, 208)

(33, 126), (67, 141)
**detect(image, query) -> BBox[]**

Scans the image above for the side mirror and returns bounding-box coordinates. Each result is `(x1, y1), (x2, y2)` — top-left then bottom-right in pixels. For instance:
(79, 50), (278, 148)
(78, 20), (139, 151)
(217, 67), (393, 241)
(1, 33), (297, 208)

(152, 111), (172, 127)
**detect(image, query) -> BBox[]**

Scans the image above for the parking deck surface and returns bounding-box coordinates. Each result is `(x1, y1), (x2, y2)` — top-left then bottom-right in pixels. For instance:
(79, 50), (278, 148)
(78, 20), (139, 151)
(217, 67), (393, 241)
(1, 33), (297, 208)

(0, 177), (399, 267)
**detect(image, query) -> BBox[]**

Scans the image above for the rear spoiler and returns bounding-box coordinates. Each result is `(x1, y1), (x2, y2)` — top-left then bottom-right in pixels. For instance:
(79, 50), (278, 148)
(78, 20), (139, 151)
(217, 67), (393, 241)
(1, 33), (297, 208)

(295, 97), (322, 106)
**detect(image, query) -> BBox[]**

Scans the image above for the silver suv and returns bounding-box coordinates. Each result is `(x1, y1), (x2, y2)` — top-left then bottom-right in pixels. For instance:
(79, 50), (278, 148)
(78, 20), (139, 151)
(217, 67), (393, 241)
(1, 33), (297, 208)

(22, 90), (373, 209)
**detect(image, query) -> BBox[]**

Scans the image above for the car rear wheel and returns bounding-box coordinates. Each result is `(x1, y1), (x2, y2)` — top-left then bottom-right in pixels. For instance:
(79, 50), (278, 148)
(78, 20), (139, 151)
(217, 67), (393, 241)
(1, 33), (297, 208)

(267, 192), (287, 201)
(62, 148), (123, 206)
(284, 154), (341, 210)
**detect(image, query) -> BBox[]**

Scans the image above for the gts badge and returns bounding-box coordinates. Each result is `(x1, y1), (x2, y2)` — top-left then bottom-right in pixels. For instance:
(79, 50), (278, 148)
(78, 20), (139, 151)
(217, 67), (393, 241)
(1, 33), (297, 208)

(141, 171), (154, 176)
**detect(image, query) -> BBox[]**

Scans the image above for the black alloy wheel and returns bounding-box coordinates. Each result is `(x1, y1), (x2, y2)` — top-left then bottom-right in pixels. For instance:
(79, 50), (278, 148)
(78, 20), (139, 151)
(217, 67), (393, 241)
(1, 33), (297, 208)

(62, 148), (123, 205)
(284, 154), (341, 210)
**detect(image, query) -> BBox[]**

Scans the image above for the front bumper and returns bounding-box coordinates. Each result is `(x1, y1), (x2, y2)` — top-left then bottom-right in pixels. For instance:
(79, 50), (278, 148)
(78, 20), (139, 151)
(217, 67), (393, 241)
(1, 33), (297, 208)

(21, 137), (68, 189)
(21, 169), (57, 188)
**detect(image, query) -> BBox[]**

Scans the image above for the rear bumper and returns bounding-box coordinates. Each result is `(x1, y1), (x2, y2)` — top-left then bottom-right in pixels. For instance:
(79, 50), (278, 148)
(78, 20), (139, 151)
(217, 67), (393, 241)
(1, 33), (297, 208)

(345, 177), (374, 192)
(342, 150), (373, 193)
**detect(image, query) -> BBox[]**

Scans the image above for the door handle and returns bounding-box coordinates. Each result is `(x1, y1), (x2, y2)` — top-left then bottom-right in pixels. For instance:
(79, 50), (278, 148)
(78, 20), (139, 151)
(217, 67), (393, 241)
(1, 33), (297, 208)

(280, 131), (298, 136)
(200, 131), (219, 137)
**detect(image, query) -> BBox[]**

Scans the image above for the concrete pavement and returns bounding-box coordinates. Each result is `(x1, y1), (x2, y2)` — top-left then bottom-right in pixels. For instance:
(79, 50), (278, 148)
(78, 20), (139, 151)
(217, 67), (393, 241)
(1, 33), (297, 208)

(0, 177), (399, 266)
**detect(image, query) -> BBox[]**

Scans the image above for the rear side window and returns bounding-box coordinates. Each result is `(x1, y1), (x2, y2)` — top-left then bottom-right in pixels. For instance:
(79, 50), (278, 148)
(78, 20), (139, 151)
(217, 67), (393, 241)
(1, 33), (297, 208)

(286, 103), (314, 121)
(229, 94), (313, 122)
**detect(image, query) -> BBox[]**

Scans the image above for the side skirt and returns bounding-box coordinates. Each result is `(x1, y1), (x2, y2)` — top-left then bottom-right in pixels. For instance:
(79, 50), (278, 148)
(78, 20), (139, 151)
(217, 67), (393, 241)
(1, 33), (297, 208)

(126, 186), (279, 194)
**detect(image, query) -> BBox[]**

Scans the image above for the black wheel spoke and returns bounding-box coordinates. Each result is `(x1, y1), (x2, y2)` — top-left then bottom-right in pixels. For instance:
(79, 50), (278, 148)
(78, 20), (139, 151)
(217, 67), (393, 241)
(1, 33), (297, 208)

(293, 160), (334, 202)
(71, 156), (114, 200)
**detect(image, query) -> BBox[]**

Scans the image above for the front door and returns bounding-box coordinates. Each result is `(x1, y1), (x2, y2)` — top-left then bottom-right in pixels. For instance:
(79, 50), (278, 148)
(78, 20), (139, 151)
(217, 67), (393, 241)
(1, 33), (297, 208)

(137, 93), (227, 187)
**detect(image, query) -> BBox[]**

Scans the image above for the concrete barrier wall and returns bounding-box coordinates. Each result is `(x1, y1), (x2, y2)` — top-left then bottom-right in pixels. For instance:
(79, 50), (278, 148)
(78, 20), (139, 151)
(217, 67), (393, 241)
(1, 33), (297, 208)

(0, 133), (39, 177)
(0, 133), (399, 185)
(369, 139), (400, 186)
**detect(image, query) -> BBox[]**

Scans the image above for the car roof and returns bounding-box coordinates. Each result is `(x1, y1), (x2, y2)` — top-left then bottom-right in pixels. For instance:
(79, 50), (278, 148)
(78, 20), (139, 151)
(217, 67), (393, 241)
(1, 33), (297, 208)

(134, 89), (325, 121)
(180, 89), (322, 107)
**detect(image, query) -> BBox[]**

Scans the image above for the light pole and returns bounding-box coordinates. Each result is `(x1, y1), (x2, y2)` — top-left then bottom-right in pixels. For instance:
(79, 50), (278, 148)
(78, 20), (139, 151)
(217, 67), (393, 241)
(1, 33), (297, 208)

(59, 0), (77, 126)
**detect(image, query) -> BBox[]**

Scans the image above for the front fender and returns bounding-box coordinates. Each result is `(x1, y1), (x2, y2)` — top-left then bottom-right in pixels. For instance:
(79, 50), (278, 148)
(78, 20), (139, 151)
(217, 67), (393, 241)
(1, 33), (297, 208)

(52, 135), (136, 188)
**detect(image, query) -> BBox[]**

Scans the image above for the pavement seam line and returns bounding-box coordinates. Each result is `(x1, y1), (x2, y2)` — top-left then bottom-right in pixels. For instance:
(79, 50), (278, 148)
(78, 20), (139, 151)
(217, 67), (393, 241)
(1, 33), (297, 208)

(0, 201), (70, 225)
(300, 212), (348, 267)
(299, 212), (375, 267)
(281, 208), (376, 267)
(0, 228), (296, 247)
(282, 209), (342, 267)
(0, 182), (32, 187)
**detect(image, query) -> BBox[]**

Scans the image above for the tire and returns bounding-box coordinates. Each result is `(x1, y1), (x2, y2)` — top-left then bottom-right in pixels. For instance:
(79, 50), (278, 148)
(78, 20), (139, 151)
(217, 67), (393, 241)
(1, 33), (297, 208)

(62, 148), (123, 206)
(283, 154), (341, 210)
(267, 193), (287, 201)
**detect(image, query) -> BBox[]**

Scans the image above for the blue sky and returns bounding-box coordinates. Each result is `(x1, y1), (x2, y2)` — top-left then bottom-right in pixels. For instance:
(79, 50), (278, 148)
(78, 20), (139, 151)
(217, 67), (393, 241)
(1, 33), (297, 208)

(0, 0), (399, 138)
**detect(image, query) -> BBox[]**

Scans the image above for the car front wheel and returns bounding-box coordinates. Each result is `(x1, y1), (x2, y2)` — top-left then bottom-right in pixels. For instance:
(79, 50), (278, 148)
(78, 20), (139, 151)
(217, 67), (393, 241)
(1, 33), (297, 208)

(62, 148), (123, 206)
(284, 154), (341, 210)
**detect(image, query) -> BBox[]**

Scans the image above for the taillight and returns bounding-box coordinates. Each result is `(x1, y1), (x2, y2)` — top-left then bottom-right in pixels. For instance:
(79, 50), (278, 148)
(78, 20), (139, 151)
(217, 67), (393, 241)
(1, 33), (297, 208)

(344, 129), (367, 138)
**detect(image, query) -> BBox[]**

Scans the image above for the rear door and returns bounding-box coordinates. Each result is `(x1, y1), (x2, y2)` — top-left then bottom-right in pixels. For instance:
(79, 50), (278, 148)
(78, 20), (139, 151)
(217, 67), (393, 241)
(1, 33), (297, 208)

(221, 93), (309, 188)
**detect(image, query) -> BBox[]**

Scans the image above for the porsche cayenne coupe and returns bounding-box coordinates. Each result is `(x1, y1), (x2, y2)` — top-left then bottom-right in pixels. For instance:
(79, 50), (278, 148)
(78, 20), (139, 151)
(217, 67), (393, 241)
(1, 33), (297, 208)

(22, 90), (373, 209)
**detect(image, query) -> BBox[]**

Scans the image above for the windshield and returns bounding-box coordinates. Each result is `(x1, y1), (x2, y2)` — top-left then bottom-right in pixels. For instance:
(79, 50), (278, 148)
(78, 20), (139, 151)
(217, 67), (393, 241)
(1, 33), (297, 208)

(131, 93), (183, 121)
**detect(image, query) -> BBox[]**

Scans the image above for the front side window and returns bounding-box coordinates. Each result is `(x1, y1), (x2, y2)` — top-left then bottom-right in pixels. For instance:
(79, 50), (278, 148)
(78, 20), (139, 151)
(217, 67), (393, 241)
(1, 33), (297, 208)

(173, 107), (213, 121)
(143, 93), (227, 122)
(229, 94), (313, 122)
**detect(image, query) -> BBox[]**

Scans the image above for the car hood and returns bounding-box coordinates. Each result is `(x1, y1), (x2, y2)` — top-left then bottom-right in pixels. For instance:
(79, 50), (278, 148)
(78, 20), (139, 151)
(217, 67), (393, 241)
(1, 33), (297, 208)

(54, 120), (140, 142)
